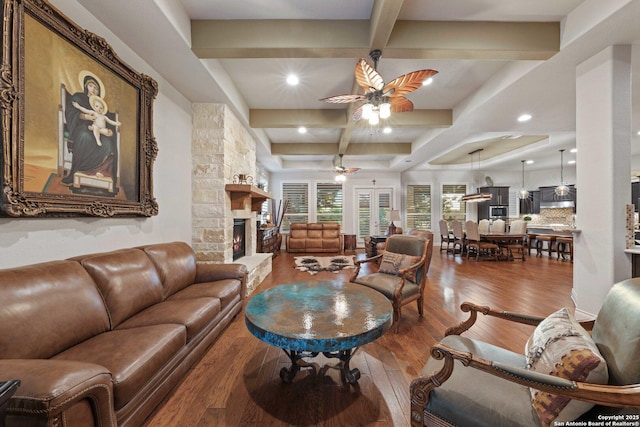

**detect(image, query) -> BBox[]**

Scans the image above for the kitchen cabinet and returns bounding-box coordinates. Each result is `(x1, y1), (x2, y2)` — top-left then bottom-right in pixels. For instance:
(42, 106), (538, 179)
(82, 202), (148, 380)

(479, 186), (509, 206)
(518, 190), (540, 215)
(632, 181), (639, 212)
(476, 186), (509, 220)
(532, 190), (540, 214)
(519, 190), (540, 215)
(477, 201), (490, 220)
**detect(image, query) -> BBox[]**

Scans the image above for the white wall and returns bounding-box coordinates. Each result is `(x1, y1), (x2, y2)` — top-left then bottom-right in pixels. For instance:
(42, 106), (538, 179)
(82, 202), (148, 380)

(0, 1), (193, 268)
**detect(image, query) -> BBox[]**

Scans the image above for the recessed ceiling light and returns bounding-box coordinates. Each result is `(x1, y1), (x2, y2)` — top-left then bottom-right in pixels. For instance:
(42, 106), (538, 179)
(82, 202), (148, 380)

(570, 148), (577, 153)
(422, 77), (433, 86)
(517, 114), (532, 122)
(526, 160), (534, 164)
(297, 126), (307, 134)
(568, 160), (576, 164)
(286, 74), (299, 86)
(383, 127), (392, 134)
(636, 130), (640, 136)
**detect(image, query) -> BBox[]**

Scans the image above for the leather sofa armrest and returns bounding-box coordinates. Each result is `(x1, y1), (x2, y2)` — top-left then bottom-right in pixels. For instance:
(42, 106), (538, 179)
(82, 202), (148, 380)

(196, 263), (248, 297)
(0, 359), (115, 426)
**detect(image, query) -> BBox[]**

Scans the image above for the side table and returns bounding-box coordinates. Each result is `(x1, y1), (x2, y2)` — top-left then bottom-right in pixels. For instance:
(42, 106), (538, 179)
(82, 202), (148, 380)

(343, 234), (357, 251)
(368, 235), (388, 257)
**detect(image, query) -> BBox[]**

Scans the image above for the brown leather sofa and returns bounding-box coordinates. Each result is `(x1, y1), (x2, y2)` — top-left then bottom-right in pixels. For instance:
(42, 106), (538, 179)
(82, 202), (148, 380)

(285, 223), (344, 253)
(0, 241), (247, 427)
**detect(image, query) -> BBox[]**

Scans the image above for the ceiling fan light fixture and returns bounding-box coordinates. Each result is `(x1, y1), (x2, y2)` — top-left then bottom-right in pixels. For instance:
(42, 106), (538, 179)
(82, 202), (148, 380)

(335, 173), (346, 182)
(379, 101), (391, 119)
(361, 103), (373, 120)
(369, 112), (379, 126)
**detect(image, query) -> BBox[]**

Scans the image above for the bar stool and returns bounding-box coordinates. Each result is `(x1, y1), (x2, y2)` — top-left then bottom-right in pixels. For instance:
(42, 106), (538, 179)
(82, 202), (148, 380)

(556, 236), (574, 262)
(535, 234), (556, 257)
(526, 233), (538, 255)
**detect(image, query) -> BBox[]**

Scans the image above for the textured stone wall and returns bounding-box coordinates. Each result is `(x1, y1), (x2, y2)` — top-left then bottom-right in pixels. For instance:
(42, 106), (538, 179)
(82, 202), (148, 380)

(191, 104), (257, 263)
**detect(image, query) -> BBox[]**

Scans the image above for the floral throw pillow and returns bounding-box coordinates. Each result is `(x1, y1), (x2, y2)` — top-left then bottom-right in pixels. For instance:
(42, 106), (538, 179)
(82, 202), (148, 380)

(378, 251), (420, 282)
(524, 307), (608, 427)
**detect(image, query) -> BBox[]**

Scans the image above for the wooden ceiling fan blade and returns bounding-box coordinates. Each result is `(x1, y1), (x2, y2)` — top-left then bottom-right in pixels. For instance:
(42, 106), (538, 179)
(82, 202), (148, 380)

(319, 94), (366, 104)
(344, 168), (361, 174)
(390, 96), (414, 113)
(355, 58), (384, 93)
(351, 105), (363, 121)
(384, 69), (438, 98)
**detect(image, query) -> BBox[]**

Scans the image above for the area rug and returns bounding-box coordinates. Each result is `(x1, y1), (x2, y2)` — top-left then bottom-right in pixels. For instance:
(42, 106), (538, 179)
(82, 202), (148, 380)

(294, 256), (356, 275)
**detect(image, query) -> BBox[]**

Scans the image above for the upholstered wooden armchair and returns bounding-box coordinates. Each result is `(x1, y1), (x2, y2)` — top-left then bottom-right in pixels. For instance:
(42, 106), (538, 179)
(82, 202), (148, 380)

(410, 278), (640, 427)
(350, 233), (433, 333)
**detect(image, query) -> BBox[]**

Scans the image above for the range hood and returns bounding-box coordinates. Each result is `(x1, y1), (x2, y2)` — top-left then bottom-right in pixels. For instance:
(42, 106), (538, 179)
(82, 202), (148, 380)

(540, 200), (575, 209)
(539, 185), (575, 209)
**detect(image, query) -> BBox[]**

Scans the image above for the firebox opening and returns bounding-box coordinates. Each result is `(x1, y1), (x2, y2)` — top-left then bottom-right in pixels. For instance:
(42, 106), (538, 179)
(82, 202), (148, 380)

(233, 219), (246, 260)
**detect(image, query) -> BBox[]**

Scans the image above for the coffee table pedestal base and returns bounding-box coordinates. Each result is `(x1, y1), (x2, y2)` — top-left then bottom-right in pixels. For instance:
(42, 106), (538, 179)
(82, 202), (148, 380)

(280, 348), (362, 385)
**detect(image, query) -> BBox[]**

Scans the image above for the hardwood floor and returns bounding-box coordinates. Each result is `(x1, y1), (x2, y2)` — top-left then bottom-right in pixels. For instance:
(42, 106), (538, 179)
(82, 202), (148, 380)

(144, 248), (573, 426)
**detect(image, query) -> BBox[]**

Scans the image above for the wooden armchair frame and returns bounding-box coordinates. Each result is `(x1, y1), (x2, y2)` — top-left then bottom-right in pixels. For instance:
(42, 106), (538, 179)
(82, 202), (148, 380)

(350, 234), (433, 333)
(409, 302), (640, 427)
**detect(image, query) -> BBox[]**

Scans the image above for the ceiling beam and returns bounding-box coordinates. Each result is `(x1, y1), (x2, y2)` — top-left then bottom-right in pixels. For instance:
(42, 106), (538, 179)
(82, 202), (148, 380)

(250, 108), (452, 128)
(250, 109), (347, 128)
(271, 143), (411, 155)
(369, 0), (404, 50)
(191, 20), (559, 60)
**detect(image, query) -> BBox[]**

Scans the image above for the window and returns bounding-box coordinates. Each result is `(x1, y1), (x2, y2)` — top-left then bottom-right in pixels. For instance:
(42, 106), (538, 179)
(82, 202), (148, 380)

(442, 184), (466, 227)
(406, 184), (431, 230)
(316, 183), (343, 225)
(281, 183), (308, 233)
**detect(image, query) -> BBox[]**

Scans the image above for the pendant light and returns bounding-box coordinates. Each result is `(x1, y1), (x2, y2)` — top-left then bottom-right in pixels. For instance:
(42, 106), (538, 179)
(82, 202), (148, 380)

(461, 149), (492, 203)
(518, 160), (530, 200)
(554, 149), (570, 197)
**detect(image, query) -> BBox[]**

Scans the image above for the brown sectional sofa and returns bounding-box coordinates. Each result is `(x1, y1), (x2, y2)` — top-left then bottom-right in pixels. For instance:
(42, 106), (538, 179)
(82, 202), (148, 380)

(285, 222), (344, 253)
(0, 241), (247, 427)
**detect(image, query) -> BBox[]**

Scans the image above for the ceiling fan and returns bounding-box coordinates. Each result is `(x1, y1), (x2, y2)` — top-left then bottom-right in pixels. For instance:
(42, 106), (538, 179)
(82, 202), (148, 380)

(334, 154), (360, 182)
(320, 50), (438, 125)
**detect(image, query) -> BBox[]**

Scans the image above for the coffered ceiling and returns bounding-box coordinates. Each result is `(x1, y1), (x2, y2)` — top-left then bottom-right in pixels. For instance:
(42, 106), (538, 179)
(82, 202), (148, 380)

(76, 0), (640, 174)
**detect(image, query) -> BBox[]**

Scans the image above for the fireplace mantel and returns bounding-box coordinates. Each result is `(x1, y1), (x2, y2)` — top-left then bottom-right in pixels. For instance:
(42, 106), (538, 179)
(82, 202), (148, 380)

(225, 184), (272, 211)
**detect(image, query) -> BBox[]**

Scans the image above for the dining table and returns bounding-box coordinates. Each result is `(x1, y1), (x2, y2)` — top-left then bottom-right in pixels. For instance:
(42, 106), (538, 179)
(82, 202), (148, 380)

(480, 233), (526, 260)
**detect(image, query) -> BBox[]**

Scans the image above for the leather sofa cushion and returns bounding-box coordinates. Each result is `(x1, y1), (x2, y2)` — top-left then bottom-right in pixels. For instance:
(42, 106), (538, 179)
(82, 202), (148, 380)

(322, 238), (341, 250)
(290, 228), (308, 239)
(0, 260), (109, 359)
(78, 248), (164, 328)
(140, 242), (198, 298)
(53, 324), (186, 410)
(168, 278), (242, 310)
(117, 297), (221, 342)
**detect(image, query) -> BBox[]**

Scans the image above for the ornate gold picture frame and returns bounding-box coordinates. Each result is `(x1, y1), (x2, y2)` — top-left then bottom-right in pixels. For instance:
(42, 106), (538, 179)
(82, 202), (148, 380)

(0, 0), (158, 217)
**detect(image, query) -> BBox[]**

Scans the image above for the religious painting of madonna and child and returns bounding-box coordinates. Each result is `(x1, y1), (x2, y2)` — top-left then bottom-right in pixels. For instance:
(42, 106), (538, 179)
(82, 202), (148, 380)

(0, 0), (158, 217)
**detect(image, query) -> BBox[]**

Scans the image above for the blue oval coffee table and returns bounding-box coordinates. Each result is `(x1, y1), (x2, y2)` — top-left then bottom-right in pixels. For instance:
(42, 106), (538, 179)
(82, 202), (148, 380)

(245, 280), (393, 384)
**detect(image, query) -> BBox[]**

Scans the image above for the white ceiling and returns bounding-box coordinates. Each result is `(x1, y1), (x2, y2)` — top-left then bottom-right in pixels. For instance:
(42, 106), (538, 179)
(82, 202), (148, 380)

(76, 0), (640, 175)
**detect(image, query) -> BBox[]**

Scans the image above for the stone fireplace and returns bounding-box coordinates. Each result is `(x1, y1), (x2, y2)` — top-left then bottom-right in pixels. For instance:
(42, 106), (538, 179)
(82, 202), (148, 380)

(191, 103), (272, 295)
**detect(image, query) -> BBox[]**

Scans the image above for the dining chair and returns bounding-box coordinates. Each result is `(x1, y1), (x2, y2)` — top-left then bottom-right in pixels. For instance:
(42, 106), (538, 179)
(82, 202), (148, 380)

(438, 220), (454, 253)
(478, 219), (490, 234)
(506, 219), (527, 260)
(451, 220), (465, 255)
(492, 218), (506, 233)
(465, 220), (498, 261)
